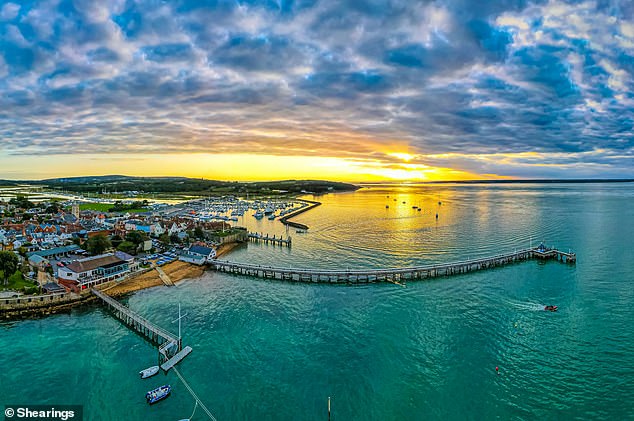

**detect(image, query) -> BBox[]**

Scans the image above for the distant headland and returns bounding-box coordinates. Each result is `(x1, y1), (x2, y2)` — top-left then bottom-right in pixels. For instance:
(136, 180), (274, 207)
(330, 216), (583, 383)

(0, 176), (360, 195)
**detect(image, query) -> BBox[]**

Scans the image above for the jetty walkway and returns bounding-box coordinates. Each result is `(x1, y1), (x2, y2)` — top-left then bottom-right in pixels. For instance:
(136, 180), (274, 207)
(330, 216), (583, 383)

(210, 245), (575, 284)
(91, 289), (189, 370)
(248, 232), (291, 247)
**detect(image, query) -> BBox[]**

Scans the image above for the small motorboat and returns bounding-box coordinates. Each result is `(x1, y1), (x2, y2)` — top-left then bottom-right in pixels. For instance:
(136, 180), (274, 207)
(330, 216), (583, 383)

(146, 385), (171, 404)
(544, 305), (558, 312)
(139, 366), (160, 379)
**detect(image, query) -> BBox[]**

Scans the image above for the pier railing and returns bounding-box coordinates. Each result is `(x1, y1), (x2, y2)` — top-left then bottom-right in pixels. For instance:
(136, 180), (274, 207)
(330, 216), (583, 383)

(91, 289), (179, 350)
(209, 246), (575, 283)
(248, 232), (291, 246)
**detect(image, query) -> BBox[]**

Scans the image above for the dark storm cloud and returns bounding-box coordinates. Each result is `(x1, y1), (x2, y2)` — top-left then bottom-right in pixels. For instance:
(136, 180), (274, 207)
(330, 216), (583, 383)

(0, 0), (633, 178)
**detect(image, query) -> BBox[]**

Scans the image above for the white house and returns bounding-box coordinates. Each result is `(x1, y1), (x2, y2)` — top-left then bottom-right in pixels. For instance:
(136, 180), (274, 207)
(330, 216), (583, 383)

(179, 245), (216, 265)
(168, 223), (183, 236)
(151, 223), (166, 237)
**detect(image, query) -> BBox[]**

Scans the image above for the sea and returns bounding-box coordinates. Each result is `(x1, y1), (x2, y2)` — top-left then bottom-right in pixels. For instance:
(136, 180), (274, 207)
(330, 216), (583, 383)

(2, 183), (633, 420)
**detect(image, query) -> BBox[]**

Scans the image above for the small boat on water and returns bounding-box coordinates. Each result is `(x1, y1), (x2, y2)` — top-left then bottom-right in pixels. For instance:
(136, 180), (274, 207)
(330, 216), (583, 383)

(139, 366), (160, 379)
(146, 385), (171, 404)
(544, 305), (558, 312)
(385, 205), (389, 208)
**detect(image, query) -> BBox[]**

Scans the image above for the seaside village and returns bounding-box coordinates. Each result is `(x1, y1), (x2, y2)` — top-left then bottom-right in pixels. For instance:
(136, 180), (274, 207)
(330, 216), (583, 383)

(0, 196), (246, 299)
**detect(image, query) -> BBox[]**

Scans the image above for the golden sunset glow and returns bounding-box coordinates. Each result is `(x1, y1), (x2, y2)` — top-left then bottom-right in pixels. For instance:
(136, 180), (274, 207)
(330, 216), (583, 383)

(388, 152), (417, 162)
(0, 152), (513, 182)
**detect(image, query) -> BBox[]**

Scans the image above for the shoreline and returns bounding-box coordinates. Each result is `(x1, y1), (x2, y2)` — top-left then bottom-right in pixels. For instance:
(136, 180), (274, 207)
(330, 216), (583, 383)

(102, 241), (242, 297)
(0, 241), (244, 318)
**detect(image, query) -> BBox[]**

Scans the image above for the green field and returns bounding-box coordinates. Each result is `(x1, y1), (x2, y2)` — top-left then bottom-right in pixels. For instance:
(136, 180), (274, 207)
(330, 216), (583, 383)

(0, 274), (38, 293)
(77, 203), (148, 213)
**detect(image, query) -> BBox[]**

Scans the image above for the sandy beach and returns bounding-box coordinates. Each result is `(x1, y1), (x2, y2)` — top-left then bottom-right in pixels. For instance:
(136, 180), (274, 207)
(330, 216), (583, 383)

(103, 241), (242, 297)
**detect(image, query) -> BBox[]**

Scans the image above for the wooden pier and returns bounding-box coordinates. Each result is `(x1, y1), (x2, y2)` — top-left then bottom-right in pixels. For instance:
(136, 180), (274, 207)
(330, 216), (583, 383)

(248, 232), (292, 247)
(91, 289), (188, 368)
(210, 245), (575, 284)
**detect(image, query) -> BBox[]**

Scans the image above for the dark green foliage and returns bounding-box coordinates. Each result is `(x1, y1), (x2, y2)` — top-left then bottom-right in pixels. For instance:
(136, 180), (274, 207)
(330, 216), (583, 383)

(8, 270), (23, 285)
(125, 230), (149, 245)
(36, 176), (359, 195)
(23, 286), (40, 295)
(110, 235), (123, 248)
(108, 200), (149, 212)
(117, 241), (137, 255)
(86, 234), (112, 255)
(45, 202), (60, 214)
(158, 233), (170, 246)
(0, 251), (19, 285)
(9, 195), (35, 209)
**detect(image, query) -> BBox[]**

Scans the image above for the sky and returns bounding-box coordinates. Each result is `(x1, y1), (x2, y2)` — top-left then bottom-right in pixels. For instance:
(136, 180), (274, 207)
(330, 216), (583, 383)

(0, 0), (633, 181)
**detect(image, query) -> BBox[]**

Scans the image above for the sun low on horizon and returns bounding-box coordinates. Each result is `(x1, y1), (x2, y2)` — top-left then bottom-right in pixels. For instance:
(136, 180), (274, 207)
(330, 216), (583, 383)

(1, 0), (633, 181)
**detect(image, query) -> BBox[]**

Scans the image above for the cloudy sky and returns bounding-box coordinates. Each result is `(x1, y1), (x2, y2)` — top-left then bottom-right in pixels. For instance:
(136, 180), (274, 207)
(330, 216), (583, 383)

(1, 0), (633, 181)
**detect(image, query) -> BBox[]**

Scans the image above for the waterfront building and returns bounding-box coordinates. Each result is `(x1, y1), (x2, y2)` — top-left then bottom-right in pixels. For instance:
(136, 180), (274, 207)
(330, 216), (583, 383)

(57, 253), (130, 291)
(179, 245), (216, 265)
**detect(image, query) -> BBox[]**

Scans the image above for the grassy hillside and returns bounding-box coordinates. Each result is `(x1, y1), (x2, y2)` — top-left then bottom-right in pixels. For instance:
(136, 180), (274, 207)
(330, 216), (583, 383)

(35, 176), (360, 195)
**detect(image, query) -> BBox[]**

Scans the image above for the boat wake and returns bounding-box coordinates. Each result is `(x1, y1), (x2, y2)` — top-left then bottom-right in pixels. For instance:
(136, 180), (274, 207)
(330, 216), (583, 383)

(511, 301), (546, 312)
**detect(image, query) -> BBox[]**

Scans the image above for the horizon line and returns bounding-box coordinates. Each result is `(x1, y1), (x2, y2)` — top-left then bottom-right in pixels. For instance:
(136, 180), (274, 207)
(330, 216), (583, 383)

(1, 175), (634, 185)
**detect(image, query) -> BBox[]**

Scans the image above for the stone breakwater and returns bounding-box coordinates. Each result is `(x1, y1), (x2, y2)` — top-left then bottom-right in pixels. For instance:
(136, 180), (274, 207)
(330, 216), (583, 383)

(279, 199), (321, 230)
(0, 292), (95, 319)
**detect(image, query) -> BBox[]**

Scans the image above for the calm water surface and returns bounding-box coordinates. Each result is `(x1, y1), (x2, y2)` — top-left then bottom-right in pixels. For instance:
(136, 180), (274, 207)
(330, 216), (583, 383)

(2, 183), (634, 420)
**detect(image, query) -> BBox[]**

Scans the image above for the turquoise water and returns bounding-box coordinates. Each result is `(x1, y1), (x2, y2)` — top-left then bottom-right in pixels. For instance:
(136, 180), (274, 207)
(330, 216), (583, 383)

(2, 183), (634, 420)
